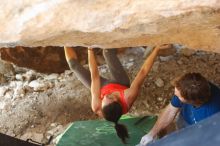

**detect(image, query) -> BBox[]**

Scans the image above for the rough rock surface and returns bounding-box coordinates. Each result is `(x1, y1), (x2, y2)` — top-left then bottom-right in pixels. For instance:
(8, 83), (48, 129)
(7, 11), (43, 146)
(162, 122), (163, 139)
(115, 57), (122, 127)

(0, 0), (220, 53)
(0, 46), (220, 145)
(0, 46), (69, 73)
(0, 46), (106, 73)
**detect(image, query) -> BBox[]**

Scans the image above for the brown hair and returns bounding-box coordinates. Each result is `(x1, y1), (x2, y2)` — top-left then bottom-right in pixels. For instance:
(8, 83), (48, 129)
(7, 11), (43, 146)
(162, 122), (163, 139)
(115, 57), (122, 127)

(102, 102), (129, 144)
(174, 73), (211, 105)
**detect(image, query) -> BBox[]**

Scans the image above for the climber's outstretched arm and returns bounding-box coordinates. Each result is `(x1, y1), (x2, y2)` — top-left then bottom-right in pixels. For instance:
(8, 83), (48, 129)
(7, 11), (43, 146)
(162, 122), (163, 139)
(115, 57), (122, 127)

(88, 48), (102, 117)
(125, 44), (172, 107)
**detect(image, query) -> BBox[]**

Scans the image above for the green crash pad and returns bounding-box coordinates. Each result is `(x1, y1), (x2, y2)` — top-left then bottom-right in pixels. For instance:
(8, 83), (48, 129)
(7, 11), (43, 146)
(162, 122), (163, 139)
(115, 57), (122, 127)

(57, 116), (157, 146)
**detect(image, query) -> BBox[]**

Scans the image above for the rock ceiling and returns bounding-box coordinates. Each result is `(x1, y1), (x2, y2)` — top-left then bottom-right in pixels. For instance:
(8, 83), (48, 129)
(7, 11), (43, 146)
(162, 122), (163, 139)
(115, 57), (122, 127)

(0, 0), (220, 53)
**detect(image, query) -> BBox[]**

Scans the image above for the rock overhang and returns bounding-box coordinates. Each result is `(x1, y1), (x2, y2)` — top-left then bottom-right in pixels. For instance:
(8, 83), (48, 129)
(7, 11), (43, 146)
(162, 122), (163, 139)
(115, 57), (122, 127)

(0, 0), (220, 53)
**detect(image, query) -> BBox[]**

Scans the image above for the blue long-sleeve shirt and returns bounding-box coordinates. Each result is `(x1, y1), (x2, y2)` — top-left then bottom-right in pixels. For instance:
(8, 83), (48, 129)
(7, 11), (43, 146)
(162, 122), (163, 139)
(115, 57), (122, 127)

(171, 83), (220, 124)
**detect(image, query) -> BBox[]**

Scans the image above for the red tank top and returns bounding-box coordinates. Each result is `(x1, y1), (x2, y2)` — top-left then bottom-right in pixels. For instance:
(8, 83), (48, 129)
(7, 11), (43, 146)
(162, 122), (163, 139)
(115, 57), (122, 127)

(100, 83), (129, 114)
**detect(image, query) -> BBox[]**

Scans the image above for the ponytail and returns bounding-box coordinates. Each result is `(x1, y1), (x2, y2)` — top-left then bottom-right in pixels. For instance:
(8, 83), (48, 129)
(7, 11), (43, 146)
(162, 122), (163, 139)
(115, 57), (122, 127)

(114, 122), (129, 144)
(102, 101), (130, 143)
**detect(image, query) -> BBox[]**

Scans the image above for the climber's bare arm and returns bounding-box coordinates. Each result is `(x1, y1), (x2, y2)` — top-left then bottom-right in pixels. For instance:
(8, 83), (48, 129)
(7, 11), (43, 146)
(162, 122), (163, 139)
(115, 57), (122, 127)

(88, 48), (102, 116)
(125, 44), (171, 108)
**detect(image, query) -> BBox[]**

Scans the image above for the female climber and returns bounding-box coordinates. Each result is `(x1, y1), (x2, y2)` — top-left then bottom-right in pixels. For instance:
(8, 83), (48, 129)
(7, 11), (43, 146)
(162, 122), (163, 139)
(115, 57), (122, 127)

(64, 44), (171, 143)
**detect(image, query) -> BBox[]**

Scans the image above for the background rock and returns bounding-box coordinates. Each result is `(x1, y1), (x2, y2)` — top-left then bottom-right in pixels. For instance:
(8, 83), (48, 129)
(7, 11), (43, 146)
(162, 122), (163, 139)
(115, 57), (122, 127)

(0, 46), (69, 73)
(0, 60), (14, 76)
(0, 46), (109, 73)
(155, 78), (165, 88)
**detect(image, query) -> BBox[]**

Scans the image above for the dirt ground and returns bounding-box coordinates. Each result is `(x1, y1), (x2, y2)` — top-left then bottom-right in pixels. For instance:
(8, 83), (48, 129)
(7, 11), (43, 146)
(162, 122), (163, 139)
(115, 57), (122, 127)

(0, 45), (220, 145)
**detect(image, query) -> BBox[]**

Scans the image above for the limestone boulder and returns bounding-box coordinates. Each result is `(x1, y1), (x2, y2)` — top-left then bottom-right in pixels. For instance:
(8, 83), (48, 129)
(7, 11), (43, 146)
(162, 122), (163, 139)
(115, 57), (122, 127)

(0, 0), (220, 53)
